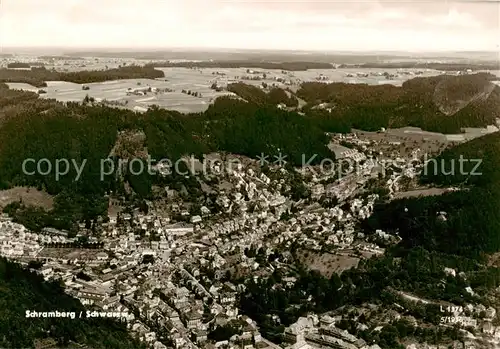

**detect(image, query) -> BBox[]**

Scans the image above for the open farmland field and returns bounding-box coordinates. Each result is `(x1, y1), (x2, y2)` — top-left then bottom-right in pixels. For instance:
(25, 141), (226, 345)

(5, 67), (447, 113)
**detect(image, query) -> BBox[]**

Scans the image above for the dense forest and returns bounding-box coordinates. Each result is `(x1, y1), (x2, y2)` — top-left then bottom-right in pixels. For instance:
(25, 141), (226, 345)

(219, 73), (500, 134)
(145, 60), (333, 71)
(363, 186), (500, 257)
(0, 65), (164, 87)
(219, 74), (500, 134)
(0, 257), (145, 348)
(420, 131), (500, 188)
(359, 61), (500, 71)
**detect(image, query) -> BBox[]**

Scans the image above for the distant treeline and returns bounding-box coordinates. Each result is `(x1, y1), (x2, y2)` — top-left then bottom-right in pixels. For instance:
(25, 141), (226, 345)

(227, 83), (298, 107)
(358, 61), (500, 71)
(0, 81), (329, 229)
(146, 60), (333, 71)
(0, 65), (164, 87)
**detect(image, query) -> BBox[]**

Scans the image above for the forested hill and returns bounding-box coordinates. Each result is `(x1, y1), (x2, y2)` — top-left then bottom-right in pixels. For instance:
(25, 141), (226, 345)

(358, 61), (500, 71)
(0, 258), (145, 349)
(365, 130), (500, 258)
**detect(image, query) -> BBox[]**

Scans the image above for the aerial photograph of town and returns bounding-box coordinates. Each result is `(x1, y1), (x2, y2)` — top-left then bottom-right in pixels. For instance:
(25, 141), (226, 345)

(0, 0), (499, 348)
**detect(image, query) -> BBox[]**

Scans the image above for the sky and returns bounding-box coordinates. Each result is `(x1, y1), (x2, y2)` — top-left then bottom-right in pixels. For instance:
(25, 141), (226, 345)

(0, 0), (499, 52)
